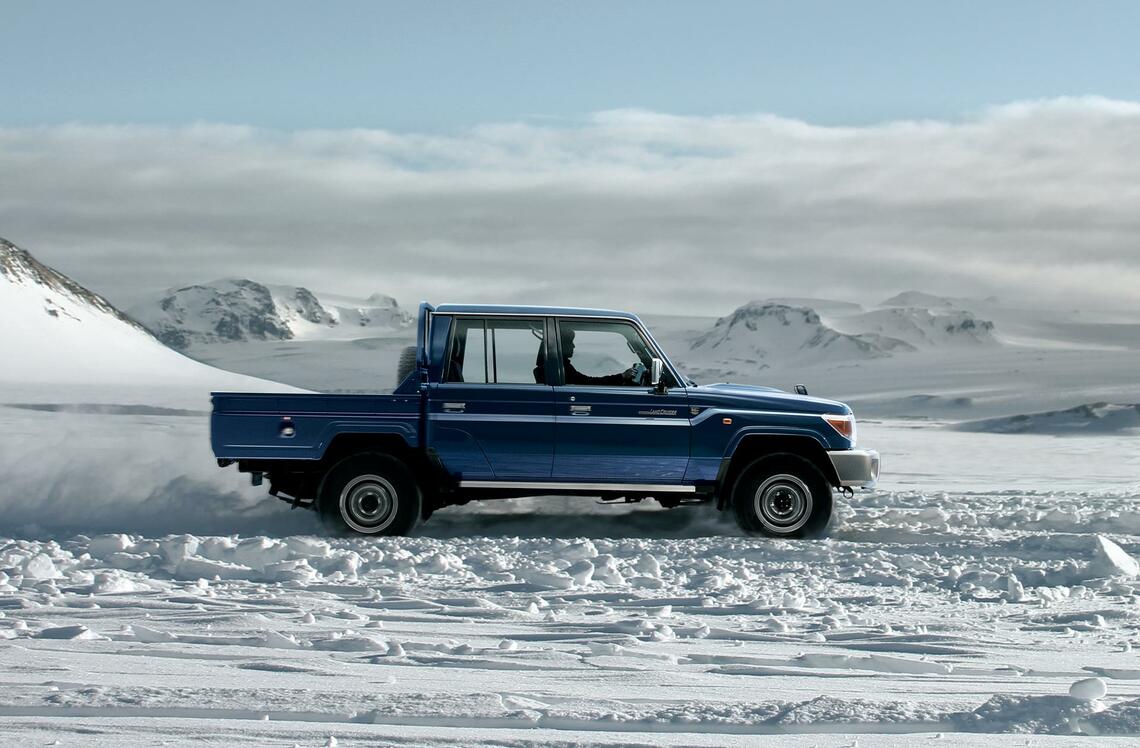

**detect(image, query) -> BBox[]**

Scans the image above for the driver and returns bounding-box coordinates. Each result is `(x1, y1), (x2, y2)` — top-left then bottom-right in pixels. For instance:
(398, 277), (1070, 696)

(560, 328), (644, 386)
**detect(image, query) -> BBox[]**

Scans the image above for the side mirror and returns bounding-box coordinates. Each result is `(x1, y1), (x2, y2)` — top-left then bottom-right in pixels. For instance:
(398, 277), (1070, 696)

(650, 358), (666, 394)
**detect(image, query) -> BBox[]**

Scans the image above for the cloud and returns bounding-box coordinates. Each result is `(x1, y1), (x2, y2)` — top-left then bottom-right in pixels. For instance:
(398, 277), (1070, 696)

(2, 97), (1139, 314)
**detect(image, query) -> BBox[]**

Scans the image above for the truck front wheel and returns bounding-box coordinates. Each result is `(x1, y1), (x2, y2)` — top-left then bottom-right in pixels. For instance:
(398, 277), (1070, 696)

(731, 454), (832, 538)
(318, 453), (422, 536)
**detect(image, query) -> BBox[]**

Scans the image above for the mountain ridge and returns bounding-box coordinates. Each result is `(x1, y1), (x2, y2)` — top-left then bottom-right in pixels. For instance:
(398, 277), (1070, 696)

(1, 237), (155, 338)
(0, 236), (294, 393)
(130, 278), (412, 349)
(690, 302), (916, 365)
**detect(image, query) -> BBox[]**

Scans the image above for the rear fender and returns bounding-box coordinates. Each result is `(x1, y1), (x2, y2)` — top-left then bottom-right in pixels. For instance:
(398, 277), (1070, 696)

(314, 422), (418, 458)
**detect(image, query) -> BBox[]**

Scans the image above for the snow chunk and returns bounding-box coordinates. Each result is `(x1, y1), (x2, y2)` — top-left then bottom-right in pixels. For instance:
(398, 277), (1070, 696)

(36, 624), (103, 640)
(566, 560), (595, 586)
(1092, 536), (1140, 578)
(87, 534), (133, 557)
(285, 536), (332, 558)
(1085, 699), (1140, 735)
(23, 554), (61, 579)
(557, 540), (598, 561)
(953, 694), (1103, 734)
(312, 633), (388, 652)
(231, 537), (292, 569)
(173, 556), (252, 581)
(91, 571), (139, 594)
(516, 567), (575, 590)
(634, 554), (662, 577)
(1070, 677), (1108, 701)
(261, 630), (302, 650)
(796, 652), (952, 675)
(126, 624), (177, 643)
(158, 535), (200, 565)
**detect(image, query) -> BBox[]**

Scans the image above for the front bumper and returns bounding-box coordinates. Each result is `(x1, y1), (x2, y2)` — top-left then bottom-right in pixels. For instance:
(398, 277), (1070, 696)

(828, 449), (880, 489)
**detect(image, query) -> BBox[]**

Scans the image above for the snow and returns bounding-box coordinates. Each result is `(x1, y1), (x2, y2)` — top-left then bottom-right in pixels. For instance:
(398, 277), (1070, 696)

(1093, 536), (1140, 578)
(3, 467), (1140, 743)
(1071, 677), (1109, 701)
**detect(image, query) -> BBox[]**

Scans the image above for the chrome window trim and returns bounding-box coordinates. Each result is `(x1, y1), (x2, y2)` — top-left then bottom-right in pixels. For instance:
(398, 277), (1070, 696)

(443, 314), (547, 386)
(432, 382), (553, 390)
(429, 413), (553, 423)
(429, 414), (689, 426)
(446, 312), (687, 389)
(552, 415), (688, 426)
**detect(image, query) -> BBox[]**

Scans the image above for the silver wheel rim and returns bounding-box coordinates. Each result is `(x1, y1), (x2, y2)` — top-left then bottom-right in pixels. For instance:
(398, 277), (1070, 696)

(340, 474), (398, 534)
(754, 474), (812, 534)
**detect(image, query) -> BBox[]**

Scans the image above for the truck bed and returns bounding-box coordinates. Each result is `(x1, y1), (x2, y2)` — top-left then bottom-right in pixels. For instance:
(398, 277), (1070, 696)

(210, 392), (422, 462)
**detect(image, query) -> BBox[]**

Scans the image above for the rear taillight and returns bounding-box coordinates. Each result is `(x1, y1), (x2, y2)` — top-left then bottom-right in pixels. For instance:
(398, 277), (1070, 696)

(822, 413), (856, 443)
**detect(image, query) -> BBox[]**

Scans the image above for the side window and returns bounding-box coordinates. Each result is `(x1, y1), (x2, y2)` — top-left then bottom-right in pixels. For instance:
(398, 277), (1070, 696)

(446, 318), (546, 384)
(447, 318), (488, 383)
(556, 319), (655, 387)
(487, 319), (546, 384)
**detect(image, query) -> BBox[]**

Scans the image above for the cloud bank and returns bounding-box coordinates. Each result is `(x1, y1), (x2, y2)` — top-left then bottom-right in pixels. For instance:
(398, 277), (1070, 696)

(2, 97), (1139, 314)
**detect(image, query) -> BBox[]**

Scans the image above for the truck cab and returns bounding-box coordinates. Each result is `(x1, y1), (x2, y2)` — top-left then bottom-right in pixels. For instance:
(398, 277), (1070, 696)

(211, 303), (879, 536)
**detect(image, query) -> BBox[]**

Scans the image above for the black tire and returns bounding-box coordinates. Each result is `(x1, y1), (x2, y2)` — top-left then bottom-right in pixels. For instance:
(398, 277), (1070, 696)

(318, 453), (422, 536)
(731, 454), (832, 538)
(395, 346), (418, 386)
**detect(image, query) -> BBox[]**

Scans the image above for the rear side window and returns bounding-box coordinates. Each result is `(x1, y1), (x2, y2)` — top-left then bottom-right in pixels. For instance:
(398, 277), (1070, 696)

(445, 318), (546, 384)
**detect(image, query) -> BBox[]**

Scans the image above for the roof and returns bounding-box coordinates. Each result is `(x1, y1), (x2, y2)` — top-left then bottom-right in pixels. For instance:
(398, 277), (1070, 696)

(432, 303), (639, 321)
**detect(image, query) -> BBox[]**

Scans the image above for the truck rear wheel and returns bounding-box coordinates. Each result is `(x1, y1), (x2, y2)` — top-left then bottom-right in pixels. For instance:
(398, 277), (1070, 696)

(318, 453), (422, 536)
(731, 454), (832, 538)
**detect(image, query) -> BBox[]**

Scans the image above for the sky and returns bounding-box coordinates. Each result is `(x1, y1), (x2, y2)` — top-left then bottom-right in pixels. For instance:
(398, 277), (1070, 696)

(3, 2), (1140, 314)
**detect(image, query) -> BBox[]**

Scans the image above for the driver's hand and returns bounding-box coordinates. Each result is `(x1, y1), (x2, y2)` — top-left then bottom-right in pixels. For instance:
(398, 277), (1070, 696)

(625, 362), (647, 383)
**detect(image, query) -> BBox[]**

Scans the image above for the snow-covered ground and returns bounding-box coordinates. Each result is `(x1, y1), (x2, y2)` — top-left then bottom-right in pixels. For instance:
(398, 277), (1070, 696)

(4, 407), (1140, 744)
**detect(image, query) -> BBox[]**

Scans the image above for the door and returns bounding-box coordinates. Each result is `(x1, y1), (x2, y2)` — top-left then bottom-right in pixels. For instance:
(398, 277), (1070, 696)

(552, 318), (690, 482)
(427, 316), (555, 480)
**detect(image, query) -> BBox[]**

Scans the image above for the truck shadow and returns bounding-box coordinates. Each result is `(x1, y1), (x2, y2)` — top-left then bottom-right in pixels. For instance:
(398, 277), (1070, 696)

(418, 502), (742, 539)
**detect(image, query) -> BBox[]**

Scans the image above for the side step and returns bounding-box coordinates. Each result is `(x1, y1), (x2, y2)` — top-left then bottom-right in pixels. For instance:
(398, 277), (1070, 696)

(459, 481), (697, 493)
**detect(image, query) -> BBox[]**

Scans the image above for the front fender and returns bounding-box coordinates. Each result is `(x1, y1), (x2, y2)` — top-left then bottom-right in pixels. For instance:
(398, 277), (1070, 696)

(724, 425), (830, 458)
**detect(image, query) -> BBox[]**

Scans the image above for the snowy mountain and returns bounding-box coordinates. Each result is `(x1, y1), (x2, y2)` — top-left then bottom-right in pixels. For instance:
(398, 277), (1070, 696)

(879, 290), (962, 309)
(129, 279), (412, 349)
(0, 237), (292, 393)
(768, 297), (864, 317)
(832, 307), (998, 348)
(878, 290), (1001, 310)
(689, 302), (915, 366)
(954, 402), (1140, 435)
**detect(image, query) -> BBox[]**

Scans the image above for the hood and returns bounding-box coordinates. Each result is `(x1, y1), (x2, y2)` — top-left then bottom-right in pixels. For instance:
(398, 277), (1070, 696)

(690, 382), (852, 416)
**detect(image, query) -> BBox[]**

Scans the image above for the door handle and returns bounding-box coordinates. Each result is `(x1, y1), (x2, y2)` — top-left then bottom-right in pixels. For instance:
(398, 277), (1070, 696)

(442, 402), (466, 413)
(569, 405), (592, 415)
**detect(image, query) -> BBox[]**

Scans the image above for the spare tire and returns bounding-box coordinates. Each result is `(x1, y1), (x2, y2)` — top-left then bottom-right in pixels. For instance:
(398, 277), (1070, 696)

(395, 345), (418, 385)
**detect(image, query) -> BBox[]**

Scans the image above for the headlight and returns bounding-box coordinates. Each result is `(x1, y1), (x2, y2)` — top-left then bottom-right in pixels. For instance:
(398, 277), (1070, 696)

(822, 413), (856, 444)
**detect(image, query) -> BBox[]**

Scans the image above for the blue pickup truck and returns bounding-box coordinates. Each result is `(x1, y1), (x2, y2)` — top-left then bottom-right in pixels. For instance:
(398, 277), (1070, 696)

(211, 303), (879, 537)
